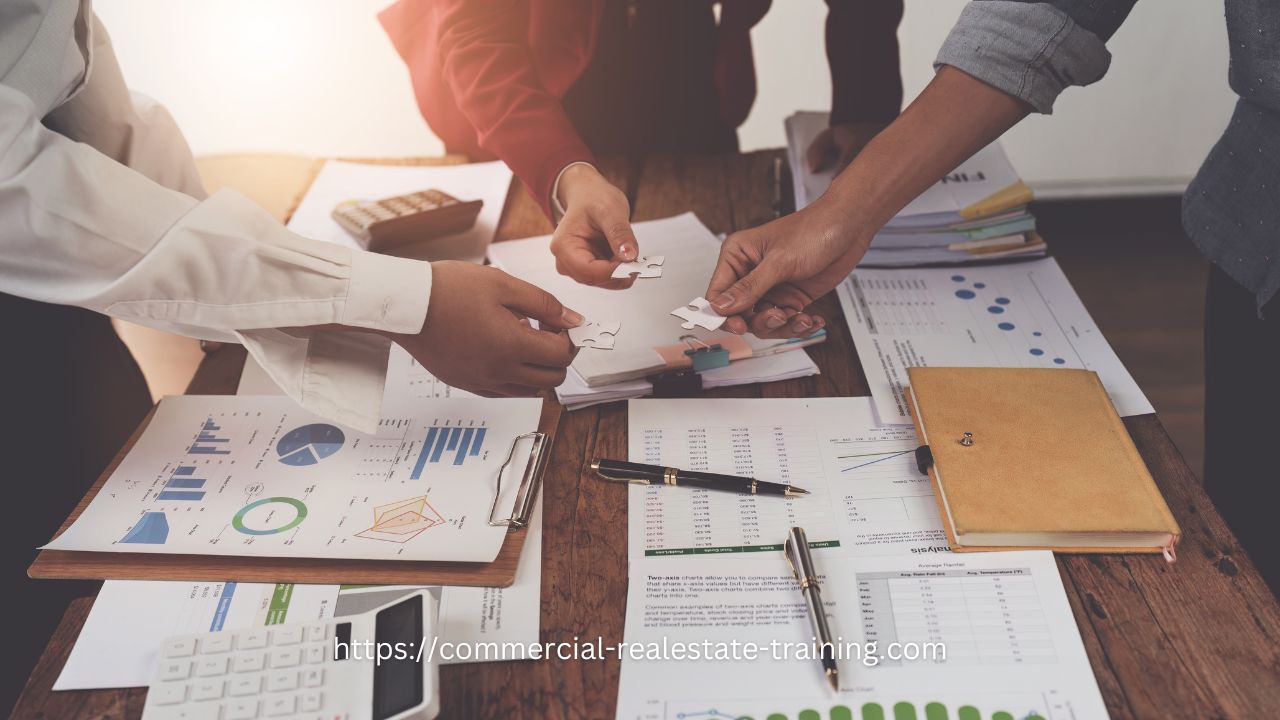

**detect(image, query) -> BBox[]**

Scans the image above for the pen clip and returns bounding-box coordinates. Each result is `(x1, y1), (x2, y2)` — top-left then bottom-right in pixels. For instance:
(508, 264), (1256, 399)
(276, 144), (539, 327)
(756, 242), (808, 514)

(783, 535), (801, 582)
(784, 529), (820, 589)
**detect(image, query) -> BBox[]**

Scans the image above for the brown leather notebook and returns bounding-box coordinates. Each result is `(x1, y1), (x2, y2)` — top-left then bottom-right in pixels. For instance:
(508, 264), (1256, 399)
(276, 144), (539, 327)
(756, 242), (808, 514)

(905, 367), (1179, 559)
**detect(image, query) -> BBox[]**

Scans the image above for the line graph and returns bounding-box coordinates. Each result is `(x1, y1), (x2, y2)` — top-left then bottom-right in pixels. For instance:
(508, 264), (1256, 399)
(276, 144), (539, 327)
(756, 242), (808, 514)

(838, 449), (915, 473)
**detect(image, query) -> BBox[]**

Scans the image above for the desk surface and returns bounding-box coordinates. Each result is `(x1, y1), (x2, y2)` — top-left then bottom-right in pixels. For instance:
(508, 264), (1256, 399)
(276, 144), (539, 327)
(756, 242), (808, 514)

(15, 151), (1280, 719)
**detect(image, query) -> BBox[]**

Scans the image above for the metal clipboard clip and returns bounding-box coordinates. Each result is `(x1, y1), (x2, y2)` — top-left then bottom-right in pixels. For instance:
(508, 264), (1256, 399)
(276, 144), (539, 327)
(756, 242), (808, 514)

(487, 431), (551, 529)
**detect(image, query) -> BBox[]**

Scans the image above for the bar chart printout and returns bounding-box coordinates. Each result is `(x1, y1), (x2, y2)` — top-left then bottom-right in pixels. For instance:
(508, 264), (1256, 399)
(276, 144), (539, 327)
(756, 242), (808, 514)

(189, 418), (231, 455)
(45, 395), (541, 563)
(410, 424), (488, 479)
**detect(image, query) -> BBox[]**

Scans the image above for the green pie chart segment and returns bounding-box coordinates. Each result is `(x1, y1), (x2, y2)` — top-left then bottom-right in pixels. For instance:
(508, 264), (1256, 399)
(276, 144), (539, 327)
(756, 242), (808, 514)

(232, 497), (308, 536)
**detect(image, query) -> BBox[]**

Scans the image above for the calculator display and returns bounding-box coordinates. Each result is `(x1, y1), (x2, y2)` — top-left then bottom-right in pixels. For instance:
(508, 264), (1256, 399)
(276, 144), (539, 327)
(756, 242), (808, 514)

(372, 596), (424, 719)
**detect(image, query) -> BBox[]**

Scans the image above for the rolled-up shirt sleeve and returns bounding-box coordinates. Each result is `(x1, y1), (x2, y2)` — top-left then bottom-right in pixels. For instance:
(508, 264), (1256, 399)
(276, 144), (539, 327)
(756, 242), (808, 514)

(0, 83), (431, 432)
(933, 0), (1134, 114)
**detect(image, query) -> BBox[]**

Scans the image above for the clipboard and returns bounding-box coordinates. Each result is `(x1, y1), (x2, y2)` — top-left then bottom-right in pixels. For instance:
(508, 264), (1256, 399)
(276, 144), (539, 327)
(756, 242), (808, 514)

(28, 399), (560, 588)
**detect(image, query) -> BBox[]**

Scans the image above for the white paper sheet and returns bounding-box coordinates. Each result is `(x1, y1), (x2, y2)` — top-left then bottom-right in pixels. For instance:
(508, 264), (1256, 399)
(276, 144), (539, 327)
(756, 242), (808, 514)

(328, 497), (543, 664)
(55, 582), (337, 690)
(838, 257), (1153, 423)
(627, 398), (947, 560)
(619, 398), (1110, 719)
(56, 503), (542, 690)
(287, 160), (512, 262)
(616, 551), (1110, 720)
(44, 395), (542, 562)
(486, 213), (821, 390)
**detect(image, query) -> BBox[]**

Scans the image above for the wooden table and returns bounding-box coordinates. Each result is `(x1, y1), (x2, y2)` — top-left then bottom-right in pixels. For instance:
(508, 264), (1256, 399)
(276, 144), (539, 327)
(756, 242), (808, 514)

(14, 152), (1280, 719)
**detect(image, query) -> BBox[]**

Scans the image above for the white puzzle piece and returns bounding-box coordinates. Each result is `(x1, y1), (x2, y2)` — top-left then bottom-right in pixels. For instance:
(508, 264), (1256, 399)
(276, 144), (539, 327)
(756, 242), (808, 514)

(670, 297), (726, 331)
(611, 255), (666, 279)
(568, 320), (622, 349)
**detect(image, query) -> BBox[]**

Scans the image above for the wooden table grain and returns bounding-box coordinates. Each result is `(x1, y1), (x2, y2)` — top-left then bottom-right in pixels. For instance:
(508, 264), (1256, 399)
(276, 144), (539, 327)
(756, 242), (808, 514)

(14, 151), (1280, 720)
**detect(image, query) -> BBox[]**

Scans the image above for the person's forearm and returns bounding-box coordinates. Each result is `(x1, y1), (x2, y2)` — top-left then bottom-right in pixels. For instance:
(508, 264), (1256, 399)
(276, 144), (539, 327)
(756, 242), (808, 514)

(815, 66), (1031, 243)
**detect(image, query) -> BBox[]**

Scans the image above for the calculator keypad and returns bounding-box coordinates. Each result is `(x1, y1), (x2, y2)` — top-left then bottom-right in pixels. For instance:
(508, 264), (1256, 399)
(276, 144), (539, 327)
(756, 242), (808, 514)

(143, 623), (336, 720)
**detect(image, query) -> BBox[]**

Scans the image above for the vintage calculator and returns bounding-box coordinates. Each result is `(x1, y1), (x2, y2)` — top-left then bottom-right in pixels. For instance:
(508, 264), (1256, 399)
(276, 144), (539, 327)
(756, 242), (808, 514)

(141, 590), (439, 720)
(332, 189), (483, 253)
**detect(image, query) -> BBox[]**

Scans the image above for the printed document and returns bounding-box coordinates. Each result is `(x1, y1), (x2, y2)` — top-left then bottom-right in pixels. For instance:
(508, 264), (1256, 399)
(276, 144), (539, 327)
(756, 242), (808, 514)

(619, 398), (1110, 720)
(616, 551), (1109, 720)
(57, 506), (541, 690)
(838, 257), (1153, 423)
(627, 398), (948, 559)
(44, 395), (542, 562)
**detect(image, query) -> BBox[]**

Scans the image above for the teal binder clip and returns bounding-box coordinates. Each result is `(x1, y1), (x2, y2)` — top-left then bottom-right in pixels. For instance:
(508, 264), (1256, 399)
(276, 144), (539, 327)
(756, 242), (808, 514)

(683, 336), (730, 373)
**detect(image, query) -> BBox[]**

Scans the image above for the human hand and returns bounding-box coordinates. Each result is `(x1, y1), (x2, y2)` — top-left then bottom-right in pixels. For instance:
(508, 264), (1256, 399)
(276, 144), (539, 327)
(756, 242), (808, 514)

(392, 261), (579, 396)
(805, 121), (888, 174)
(705, 200), (872, 338)
(549, 163), (640, 289)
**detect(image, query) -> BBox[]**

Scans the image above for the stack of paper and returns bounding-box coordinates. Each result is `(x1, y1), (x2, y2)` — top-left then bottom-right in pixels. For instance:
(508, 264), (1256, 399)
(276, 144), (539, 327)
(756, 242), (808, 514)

(487, 213), (822, 409)
(785, 111), (1047, 266)
(556, 349), (818, 409)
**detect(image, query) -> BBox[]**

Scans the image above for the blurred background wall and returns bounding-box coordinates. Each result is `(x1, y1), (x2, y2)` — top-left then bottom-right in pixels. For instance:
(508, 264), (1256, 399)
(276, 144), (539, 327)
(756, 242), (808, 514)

(97, 0), (1234, 198)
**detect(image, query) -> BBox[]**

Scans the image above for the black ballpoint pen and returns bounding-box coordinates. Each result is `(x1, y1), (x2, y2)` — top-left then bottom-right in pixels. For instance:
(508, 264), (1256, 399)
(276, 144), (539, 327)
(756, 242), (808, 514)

(590, 458), (810, 497)
(785, 526), (839, 692)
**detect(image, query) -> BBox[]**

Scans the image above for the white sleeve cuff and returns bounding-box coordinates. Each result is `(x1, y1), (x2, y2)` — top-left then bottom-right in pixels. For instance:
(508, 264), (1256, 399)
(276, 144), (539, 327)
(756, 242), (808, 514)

(550, 161), (597, 223)
(342, 250), (432, 334)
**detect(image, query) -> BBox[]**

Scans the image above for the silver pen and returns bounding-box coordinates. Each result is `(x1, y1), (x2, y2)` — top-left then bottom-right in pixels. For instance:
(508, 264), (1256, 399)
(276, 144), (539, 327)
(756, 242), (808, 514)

(784, 526), (838, 691)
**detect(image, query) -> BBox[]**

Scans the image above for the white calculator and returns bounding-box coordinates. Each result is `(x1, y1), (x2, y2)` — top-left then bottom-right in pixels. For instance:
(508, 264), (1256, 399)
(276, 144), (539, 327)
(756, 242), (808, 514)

(142, 590), (440, 720)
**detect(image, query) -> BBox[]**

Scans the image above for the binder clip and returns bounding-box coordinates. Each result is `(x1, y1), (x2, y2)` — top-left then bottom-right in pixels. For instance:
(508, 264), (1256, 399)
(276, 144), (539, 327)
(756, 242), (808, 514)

(682, 335), (730, 373)
(647, 368), (703, 398)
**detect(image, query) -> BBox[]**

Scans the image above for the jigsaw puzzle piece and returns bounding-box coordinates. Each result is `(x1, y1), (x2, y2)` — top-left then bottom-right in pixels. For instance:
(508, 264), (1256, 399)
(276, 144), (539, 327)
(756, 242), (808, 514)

(568, 320), (622, 349)
(611, 255), (666, 279)
(670, 297), (727, 331)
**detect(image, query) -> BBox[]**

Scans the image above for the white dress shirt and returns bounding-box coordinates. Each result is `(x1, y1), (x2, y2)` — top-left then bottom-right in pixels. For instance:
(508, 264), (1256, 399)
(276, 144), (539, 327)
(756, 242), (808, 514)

(0, 0), (433, 432)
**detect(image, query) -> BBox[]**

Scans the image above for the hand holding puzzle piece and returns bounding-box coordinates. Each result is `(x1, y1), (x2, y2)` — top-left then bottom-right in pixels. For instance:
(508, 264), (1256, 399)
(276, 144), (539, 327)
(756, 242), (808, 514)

(568, 320), (622, 349)
(611, 255), (665, 279)
(670, 297), (728, 331)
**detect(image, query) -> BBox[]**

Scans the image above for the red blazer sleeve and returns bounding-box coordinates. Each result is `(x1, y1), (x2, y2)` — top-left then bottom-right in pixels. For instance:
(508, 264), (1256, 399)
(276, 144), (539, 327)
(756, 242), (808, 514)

(385, 0), (595, 220)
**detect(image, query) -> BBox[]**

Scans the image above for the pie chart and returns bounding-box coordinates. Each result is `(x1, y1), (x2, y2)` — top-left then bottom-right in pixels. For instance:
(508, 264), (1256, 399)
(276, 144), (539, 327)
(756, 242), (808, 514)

(277, 423), (345, 466)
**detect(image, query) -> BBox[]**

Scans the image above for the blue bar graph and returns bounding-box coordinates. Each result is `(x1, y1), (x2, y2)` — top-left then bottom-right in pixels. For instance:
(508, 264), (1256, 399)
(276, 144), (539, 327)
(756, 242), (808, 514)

(158, 490), (206, 501)
(455, 428), (474, 465)
(164, 466), (206, 496)
(430, 429), (449, 463)
(410, 425), (487, 479)
(190, 418), (232, 454)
